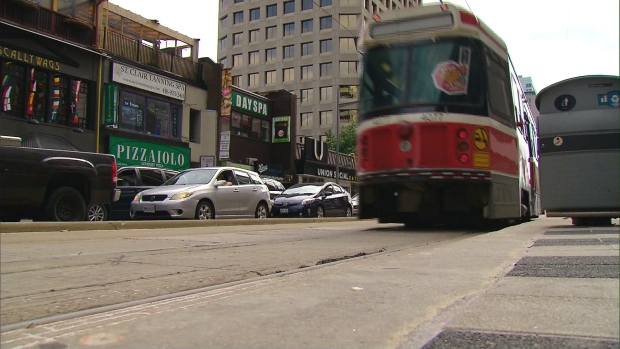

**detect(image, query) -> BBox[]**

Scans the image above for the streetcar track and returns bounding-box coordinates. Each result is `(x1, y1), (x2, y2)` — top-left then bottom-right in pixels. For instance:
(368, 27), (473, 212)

(1, 224), (483, 329)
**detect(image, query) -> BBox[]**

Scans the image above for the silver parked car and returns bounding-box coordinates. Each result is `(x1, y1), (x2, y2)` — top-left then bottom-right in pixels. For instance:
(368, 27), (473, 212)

(130, 167), (271, 220)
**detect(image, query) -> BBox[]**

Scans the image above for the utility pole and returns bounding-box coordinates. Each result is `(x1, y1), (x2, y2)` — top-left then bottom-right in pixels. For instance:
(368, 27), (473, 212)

(335, 87), (340, 184)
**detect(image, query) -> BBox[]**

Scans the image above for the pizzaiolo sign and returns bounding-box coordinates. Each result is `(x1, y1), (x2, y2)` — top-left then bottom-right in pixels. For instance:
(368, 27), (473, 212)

(109, 136), (191, 171)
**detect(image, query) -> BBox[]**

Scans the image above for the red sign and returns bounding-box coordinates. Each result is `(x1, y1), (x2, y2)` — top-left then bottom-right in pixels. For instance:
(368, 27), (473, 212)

(432, 61), (469, 95)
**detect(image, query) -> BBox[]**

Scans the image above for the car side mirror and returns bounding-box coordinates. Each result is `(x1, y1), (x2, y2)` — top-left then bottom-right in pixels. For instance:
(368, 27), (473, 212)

(214, 179), (227, 187)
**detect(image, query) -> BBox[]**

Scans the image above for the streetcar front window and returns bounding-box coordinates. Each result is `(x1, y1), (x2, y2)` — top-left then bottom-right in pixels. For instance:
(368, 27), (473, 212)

(359, 39), (485, 120)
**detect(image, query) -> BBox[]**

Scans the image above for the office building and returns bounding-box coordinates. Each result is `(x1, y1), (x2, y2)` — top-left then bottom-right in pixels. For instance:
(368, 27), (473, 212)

(217, 0), (421, 144)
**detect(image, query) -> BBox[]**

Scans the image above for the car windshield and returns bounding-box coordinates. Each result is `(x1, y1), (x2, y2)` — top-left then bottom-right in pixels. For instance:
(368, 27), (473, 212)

(164, 169), (217, 185)
(282, 184), (322, 195)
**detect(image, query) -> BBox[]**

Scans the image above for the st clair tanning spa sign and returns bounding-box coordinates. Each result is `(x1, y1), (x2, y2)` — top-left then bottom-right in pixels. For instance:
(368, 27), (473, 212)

(110, 136), (191, 171)
(112, 62), (186, 100)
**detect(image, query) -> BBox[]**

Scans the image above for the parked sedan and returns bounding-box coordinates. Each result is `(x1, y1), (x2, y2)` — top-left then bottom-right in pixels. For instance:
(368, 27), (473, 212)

(351, 193), (359, 216)
(86, 166), (179, 221)
(271, 182), (352, 218)
(130, 167), (271, 220)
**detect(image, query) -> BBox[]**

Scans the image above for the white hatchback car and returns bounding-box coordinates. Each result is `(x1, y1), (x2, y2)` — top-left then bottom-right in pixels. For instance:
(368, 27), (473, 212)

(130, 167), (271, 220)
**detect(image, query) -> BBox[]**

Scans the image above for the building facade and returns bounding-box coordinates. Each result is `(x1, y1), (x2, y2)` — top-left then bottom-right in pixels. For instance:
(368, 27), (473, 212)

(217, 0), (421, 144)
(519, 75), (540, 120)
(1, 1), (103, 152)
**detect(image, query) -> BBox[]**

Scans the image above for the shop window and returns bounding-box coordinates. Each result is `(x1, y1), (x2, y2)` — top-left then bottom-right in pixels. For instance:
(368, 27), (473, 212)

(145, 98), (169, 136)
(30, 70), (48, 123)
(119, 91), (145, 132)
(2, 62), (26, 118)
(261, 119), (270, 142)
(189, 108), (201, 143)
(52, 76), (70, 126)
(231, 111), (242, 135)
(241, 114), (251, 137)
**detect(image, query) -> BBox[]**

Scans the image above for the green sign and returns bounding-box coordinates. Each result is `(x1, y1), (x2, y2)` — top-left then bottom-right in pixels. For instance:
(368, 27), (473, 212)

(232, 90), (268, 116)
(104, 83), (117, 126)
(109, 136), (191, 171)
(272, 116), (290, 143)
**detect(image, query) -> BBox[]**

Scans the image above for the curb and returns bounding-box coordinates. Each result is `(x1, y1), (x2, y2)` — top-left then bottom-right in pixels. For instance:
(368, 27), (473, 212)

(0, 217), (361, 233)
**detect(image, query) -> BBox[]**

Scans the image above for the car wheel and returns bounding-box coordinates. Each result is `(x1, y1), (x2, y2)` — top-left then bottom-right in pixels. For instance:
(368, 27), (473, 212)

(346, 206), (352, 217)
(316, 205), (325, 218)
(45, 187), (86, 221)
(195, 200), (214, 220)
(255, 202), (268, 219)
(87, 204), (108, 221)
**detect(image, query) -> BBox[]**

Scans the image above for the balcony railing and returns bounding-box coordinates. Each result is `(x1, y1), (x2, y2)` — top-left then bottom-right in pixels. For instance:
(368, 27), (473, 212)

(104, 29), (201, 82)
(1, 1), (94, 47)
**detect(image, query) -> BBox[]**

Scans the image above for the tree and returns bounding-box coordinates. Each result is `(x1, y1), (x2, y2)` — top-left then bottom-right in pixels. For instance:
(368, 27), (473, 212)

(325, 122), (357, 156)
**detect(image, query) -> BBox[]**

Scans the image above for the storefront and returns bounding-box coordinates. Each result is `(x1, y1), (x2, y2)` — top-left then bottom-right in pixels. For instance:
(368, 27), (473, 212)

(100, 60), (196, 170)
(296, 137), (357, 194)
(219, 78), (297, 185)
(0, 23), (101, 151)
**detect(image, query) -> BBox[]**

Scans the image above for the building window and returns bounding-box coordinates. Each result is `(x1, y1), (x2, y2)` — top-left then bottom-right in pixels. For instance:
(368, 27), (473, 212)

(266, 4), (277, 17)
(283, 45), (295, 59)
(301, 19), (313, 33)
(283, 68), (294, 82)
(233, 0), (243, 3)
(284, 0), (295, 14)
(248, 73), (259, 87)
(340, 61), (357, 75)
(340, 85), (359, 99)
(300, 88), (314, 104)
(219, 36), (228, 51)
(320, 39), (332, 53)
(320, 0), (332, 6)
(220, 57), (228, 68)
(320, 110), (333, 126)
(300, 112), (313, 127)
(221, 0), (229, 10)
(320, 86), (332, 101)
(320, 62), (332, 77)
(220, 15), (228, 29)
(249, 50), (259, 65)
(265, 48), (276, 62)
(233, 32), (242, 46)
(232, 54), (243, 67)
(249, 7), (260, 21)
(320, 16), (332, 30)
(117, 92), (180, 138)
(189, 109), (201, 143)
(266, 25), (277, 39)
(339, 37), (356, 52)
(339, 14), (357, 27)
(301, 65), (313, 80)
(233, 11), (243, 24)
(283, 22), (295, 36)
(265, 70), (277, 84)
(301, 42), (313, 56)
(232, 75), (242, 86)
(249, 29), (259, 43)
(302, 0), (313, 10)
(339, 109), (357, 124)
(229, 111), (270, 142)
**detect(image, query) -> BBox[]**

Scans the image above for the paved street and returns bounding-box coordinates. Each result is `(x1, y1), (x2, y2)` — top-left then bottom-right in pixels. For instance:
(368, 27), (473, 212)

(0, 217), (618, 349)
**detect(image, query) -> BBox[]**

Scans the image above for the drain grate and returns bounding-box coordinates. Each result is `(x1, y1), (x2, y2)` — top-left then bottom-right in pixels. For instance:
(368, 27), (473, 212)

(507, 256), (619, 278)
(420, 329), (620, 349)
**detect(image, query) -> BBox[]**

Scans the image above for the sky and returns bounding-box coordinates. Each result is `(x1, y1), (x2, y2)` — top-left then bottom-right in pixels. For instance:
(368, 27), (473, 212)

(109, 0), (619, 91)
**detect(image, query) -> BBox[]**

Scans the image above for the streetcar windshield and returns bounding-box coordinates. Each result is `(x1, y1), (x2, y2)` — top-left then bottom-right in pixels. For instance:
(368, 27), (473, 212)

(359, 38), (485, 120)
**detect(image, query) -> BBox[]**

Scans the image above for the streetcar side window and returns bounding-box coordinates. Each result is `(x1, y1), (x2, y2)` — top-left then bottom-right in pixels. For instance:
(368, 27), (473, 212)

(485, 48), (513, 126)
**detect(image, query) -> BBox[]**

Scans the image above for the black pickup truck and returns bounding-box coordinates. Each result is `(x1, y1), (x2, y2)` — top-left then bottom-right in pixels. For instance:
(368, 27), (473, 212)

(0, 141), (119, 222)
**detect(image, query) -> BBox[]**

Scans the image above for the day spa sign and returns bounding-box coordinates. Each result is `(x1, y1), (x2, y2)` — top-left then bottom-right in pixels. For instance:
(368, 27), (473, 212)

(109, 136), (190, 171)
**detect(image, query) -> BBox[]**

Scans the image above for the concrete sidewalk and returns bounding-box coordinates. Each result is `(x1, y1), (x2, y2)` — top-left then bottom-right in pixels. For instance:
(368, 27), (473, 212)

(1, 217), (618, 349)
